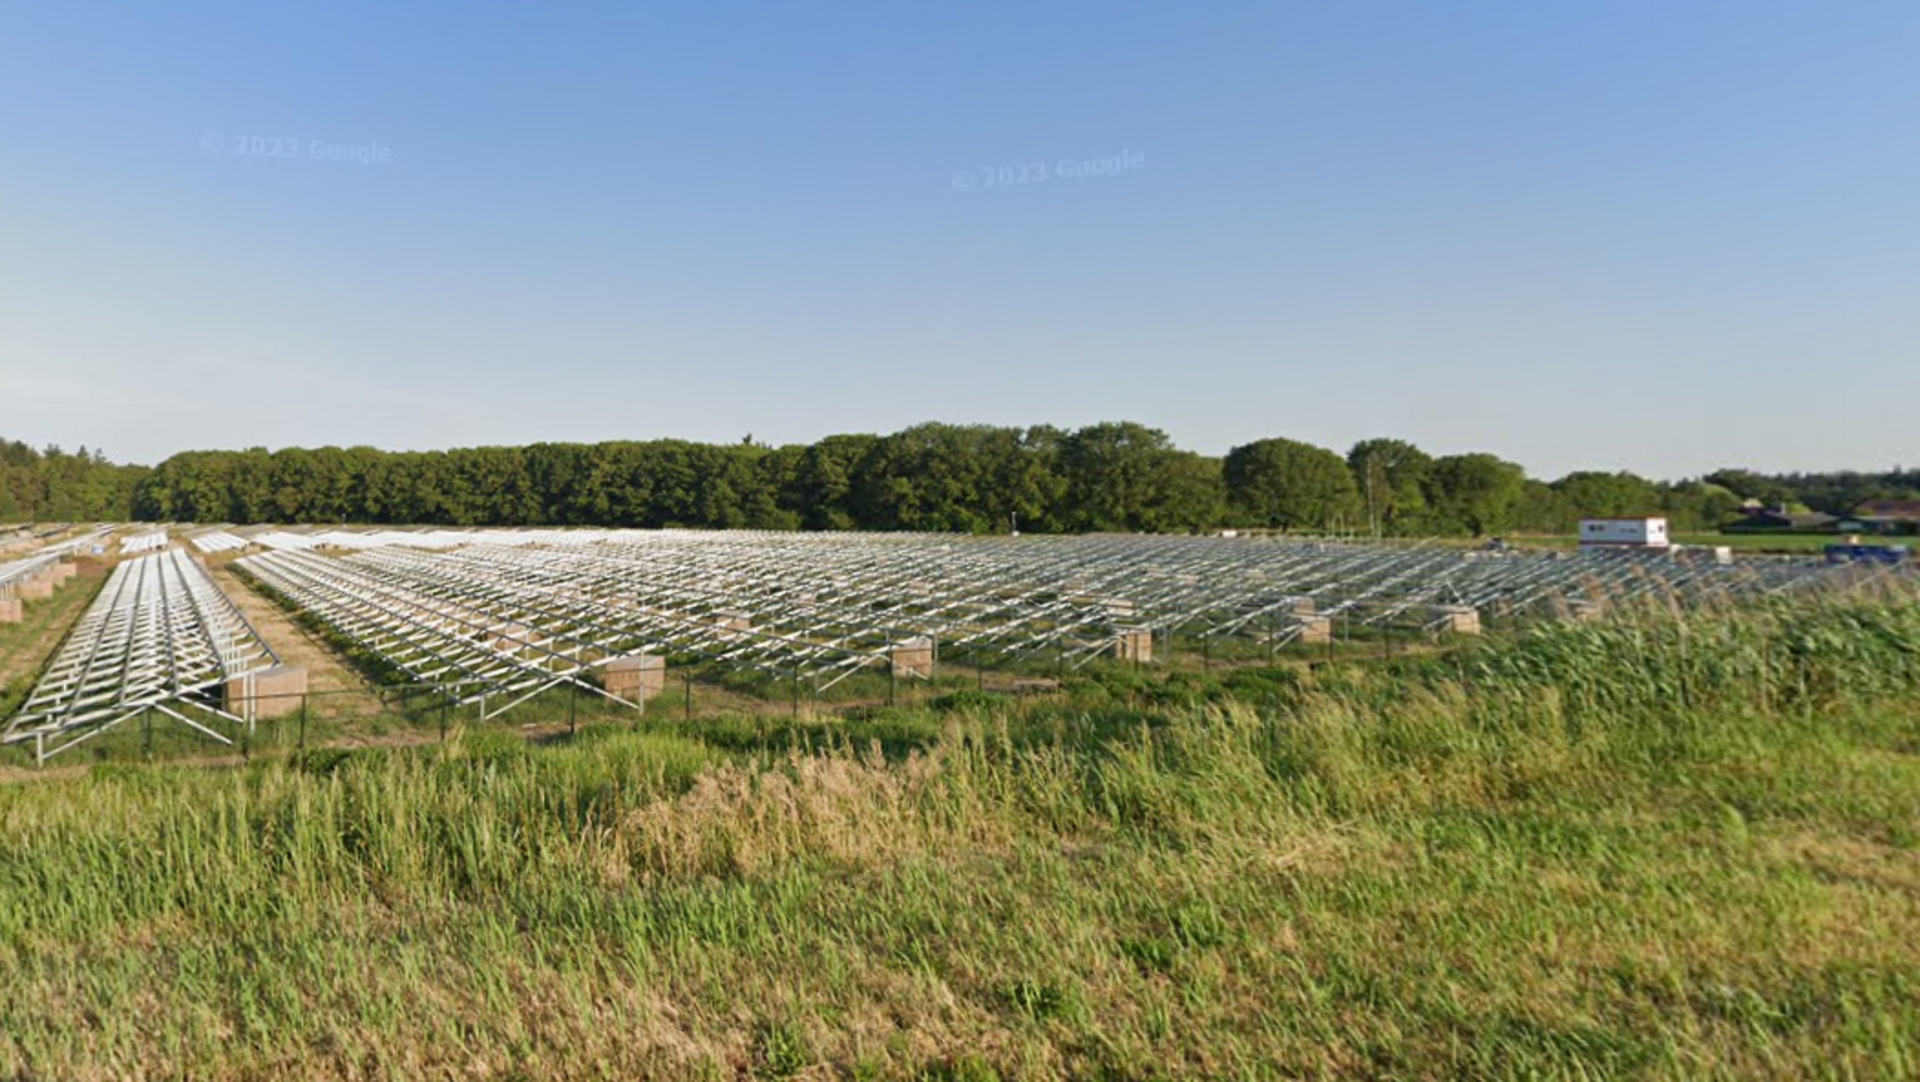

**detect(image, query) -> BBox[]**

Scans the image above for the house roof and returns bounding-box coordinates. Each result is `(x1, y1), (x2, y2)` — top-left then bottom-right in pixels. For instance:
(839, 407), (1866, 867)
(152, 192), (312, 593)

(1853, 499), (1920, 519)
(1737, 510), (1836, 528)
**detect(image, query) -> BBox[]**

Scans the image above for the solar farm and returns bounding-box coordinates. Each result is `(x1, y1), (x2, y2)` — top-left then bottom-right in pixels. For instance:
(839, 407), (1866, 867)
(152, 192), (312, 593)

(2, 549), (281, 761)
(0, 524), (1898, 765)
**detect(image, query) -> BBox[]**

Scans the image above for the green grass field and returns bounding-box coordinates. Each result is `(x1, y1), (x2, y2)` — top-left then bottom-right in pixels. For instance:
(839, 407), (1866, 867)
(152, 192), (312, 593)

(0, 587), (1916, 1079)
(1673, 532), (1858, 554)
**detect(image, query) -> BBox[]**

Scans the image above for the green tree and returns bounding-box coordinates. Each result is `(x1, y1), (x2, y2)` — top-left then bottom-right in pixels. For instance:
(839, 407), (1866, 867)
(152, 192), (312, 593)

(1347, 438), (1433, 537)
(1223, 437), (1363, 531)
(1551, 471), (1662, 520)
(1425, 453), (1527, 537)
(1515, 480), (1574, 534)
(792, 434), (881, 530)
(1057, 423), (1224, 533)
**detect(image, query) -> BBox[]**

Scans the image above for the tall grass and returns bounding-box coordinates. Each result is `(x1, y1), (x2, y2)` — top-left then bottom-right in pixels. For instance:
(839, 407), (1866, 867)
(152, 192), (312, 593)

(0, 586), (1916, 1079)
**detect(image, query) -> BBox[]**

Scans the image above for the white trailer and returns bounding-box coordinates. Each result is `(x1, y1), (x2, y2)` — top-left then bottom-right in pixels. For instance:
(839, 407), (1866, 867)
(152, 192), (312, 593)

(1578, 517), (1670, 550)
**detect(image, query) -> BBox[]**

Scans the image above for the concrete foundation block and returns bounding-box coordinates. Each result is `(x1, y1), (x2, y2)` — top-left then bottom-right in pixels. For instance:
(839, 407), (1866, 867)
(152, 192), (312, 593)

(1430, 604), (1482, 635)
(1296, 614), (1333, 644)
(603, 653), (666, 700)
(492, 622), (544, 653)
(226, 665), (309, 720)
(890, 636), (934, 677)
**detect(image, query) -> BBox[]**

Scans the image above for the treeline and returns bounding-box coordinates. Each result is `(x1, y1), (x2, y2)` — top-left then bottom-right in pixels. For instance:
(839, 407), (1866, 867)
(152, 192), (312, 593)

(14, 421), (1904, 536)
(1698, 467), (1920, 516)
(0, 440), (148, 523)
(120, 421), (1744, 536)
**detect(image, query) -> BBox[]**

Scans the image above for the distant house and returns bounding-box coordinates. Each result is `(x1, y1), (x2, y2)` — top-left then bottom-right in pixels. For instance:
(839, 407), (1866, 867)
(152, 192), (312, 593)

(1841, 499), (1920, 535)
(1853, 499), (1920, 519)
(1726, 508), (1837, 533)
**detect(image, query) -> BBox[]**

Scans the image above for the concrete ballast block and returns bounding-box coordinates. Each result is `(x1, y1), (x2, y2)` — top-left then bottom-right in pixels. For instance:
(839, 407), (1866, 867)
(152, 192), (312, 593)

(890, 637), (934, 677)
(226, 666), (309, 720)
(1296, 614), (1333, 644)
(603, 654), (666, 700)
(1431, 604), (1482, 636)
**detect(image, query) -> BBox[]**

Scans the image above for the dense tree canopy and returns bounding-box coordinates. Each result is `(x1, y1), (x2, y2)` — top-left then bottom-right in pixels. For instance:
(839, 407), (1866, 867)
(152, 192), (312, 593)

(1423, 454), (1528, 537)
(5, 424), (1909, 537)
(1348, 438), (1433, 537)
(1224, 438), (1362, 531)
(0, 441), (147, 523)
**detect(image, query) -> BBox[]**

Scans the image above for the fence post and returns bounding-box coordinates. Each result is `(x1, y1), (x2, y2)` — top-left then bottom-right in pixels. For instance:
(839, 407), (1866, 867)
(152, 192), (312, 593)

(298, 695), (308, 753)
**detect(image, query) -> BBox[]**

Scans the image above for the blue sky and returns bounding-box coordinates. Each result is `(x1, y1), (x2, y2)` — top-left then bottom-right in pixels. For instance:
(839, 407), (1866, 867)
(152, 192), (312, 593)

(2, 1), (1915, 478)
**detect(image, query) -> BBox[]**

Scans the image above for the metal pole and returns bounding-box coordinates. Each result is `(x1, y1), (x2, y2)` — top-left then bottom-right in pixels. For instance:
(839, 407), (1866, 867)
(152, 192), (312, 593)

(684, 672), (693, 722)
(299, 695), (308, 752)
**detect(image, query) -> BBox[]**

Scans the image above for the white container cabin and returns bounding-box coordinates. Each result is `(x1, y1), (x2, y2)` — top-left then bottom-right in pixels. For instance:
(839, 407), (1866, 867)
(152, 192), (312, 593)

(1578, 517), (1671, 550)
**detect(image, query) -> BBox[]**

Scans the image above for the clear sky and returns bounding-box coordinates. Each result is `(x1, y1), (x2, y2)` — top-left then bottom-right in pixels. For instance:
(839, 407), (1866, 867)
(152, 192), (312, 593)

(2, 1), (1915, 479)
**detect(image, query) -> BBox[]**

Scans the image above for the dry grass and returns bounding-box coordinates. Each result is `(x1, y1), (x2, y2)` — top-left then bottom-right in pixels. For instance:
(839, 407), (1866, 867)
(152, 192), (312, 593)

(0, 590), (1915, 1079)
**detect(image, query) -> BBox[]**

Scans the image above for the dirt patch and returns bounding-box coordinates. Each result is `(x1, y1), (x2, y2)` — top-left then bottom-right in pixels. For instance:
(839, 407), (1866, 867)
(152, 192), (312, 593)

(211, 565), (385, 721)
(0, 560), (108, 691)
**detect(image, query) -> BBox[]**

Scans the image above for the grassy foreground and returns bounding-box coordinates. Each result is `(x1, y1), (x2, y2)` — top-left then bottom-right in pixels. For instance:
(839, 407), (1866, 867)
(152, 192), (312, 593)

(1, 591), (1917, 1079)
